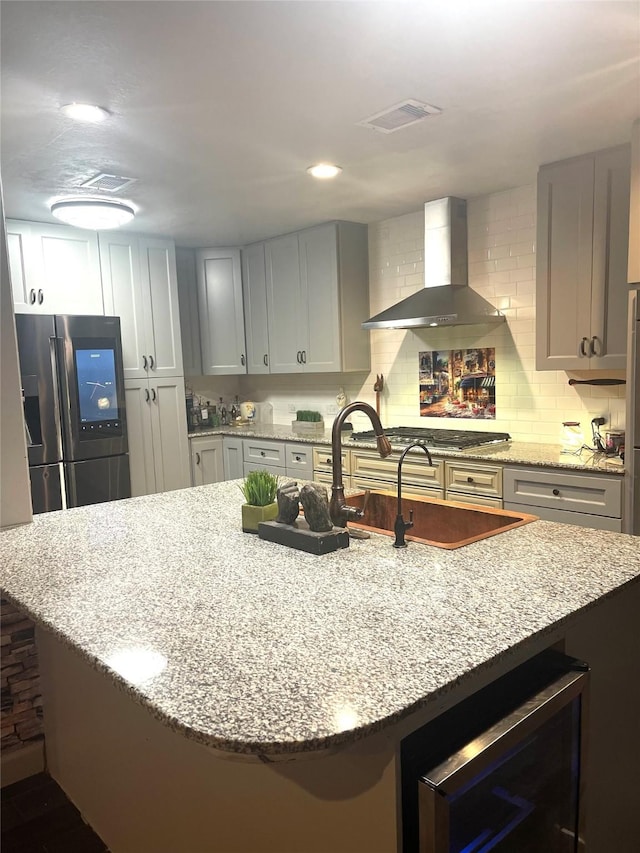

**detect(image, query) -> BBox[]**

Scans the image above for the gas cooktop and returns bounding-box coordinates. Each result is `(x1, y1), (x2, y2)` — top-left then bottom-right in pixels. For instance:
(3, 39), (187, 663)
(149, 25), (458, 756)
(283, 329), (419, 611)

(350, 427), (511, 452)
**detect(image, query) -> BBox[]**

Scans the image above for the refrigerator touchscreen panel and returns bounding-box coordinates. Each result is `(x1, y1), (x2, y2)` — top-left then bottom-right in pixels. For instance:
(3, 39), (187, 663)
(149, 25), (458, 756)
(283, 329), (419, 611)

(73, 338), (123, 439)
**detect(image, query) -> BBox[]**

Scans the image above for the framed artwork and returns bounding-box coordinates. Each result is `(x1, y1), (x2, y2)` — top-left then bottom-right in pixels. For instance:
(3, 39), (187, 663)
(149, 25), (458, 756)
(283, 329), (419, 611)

(419, 348), (496, 419)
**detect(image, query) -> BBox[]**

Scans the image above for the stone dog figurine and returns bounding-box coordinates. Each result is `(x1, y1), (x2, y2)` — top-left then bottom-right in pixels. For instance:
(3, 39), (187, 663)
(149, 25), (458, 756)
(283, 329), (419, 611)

(276, 482), (333, 533)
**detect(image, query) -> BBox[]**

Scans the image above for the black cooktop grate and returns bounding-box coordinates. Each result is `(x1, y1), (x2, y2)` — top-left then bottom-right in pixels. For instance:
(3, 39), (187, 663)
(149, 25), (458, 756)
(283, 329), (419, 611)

(350, 427), (511, 450)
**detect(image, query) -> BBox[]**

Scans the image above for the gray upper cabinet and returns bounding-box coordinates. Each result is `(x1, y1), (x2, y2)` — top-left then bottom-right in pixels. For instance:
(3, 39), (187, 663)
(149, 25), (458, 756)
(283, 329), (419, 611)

(176, 248), (203, 377)
(196, 247), (246, 375)
(536, 144), (630, 370)
(264, 221), (370, 374)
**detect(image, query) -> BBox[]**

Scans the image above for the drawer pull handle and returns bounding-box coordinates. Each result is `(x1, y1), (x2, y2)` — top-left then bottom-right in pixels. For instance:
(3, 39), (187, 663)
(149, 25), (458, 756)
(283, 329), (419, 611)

(552, 488), (560, 497)
(143, 355), (148, 370)
(149, 354), (155, 370)
(29, 288), (36, 305)
(241, 353), (245, 366)
(263, 354), (268, 366)
(195, 452), (201, 465)
(466, 476), (474, 483)
(326, 458), (332, 465)
(260, 451), (265, 457)
(295, 455), (301, 462)
(579, 337), (589, 357)
(37, 289), (44, 305)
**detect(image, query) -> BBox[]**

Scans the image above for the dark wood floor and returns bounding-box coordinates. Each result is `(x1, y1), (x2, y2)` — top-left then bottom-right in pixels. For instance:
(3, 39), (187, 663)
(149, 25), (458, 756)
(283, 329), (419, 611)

(1, 772), (108, 853)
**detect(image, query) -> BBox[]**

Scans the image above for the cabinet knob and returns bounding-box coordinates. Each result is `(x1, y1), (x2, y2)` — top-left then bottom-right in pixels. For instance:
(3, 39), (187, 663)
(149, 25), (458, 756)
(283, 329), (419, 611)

(466, 476), (474, 483)
(552, 488), (560, 497)
(260, 450), (265, 457)
(241, 353), (245, 366)
(295, 455), (301, 462)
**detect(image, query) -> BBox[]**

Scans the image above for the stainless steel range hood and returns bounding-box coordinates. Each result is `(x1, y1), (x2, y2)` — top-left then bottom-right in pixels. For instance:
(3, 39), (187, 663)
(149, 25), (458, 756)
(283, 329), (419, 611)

(362, 197), (505, 330)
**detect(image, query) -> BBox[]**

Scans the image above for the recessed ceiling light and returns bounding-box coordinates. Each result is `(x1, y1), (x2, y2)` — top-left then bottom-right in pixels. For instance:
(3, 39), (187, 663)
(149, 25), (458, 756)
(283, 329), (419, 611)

(50, 199), (135, 230)
(307, 163), (342, 179)
(60, 103), (110, 123)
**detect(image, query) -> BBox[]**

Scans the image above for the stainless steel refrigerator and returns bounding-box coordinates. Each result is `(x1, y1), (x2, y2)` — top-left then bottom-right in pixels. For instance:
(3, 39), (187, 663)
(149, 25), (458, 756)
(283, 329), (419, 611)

(16, 314), (131, 514)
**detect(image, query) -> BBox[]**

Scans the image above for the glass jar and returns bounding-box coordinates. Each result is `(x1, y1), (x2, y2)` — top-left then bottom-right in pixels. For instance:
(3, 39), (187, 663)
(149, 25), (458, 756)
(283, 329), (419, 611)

(561, 421), (584, 454)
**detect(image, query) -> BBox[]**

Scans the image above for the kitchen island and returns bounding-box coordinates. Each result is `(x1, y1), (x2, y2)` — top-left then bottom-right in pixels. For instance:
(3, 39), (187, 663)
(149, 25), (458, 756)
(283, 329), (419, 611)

(1, 481), (639, 852)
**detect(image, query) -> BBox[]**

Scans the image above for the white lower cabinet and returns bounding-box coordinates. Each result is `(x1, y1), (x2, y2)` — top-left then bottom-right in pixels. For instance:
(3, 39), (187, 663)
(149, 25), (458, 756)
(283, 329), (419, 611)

(223, 437), (244, 481)
(241, 438), (313, 480)
(190, 436), (224, 486)
(124, 377), (191, 497)
(503, 466), (623, 532)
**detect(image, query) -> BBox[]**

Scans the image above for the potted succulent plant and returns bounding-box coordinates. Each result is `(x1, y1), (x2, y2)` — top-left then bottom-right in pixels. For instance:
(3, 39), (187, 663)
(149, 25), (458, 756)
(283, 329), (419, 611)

(292, 409), (325, 435)
(239, 469), (280, 533)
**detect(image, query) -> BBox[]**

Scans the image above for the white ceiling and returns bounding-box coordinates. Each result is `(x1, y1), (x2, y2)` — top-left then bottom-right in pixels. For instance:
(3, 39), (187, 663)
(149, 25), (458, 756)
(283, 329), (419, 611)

(1, 1), (639, 247)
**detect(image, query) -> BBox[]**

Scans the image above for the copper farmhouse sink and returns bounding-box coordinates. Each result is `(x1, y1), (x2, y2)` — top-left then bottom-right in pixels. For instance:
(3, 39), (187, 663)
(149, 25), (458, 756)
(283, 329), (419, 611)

(345, 490), (537, 549)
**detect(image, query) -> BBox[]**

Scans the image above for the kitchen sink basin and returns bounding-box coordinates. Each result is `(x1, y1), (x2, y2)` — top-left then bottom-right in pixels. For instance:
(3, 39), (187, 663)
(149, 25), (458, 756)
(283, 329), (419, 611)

(345, 490), (537, 549)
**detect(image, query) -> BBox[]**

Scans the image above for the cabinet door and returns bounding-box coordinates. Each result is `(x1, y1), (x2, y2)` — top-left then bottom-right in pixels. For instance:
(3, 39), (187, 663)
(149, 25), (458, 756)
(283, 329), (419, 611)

(6, 220), (38, 313)
(590, 145), (630, 369)
(100, 234), (149, 380)
(299, 224), (341, 372)
(123, 379), (156, 497)
(536, 157), (595, 370)
(191, 437), (224, 486)
(242, 243), (270, 374)
(176, 248), (203, 377)
(140, 237), (184, 379)
(197, 248), (246, 375)
(148, 377), (191, 493)
(265, 233), (304, 373)
(32, 223), (103, 315)
(223, 437), (244, 481)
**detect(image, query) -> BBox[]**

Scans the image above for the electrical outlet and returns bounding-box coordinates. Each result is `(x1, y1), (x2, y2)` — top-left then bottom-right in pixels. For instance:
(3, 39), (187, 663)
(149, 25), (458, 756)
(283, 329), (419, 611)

(288, 403), (297, 413)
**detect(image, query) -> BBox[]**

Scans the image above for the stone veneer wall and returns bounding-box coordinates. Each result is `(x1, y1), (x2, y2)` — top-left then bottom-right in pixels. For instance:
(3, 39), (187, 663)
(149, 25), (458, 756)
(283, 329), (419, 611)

(1, 599), (44, 756)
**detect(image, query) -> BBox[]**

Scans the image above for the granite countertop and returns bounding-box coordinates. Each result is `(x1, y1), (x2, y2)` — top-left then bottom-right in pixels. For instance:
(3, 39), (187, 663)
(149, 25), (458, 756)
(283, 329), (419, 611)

(188, 424), (625, 474)
(1, 481), (638, 759)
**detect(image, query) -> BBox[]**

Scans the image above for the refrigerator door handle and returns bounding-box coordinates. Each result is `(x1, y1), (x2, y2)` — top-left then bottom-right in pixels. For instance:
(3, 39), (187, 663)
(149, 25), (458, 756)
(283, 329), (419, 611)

(49, 337), (68, 510)
(49, 337), (64, 461)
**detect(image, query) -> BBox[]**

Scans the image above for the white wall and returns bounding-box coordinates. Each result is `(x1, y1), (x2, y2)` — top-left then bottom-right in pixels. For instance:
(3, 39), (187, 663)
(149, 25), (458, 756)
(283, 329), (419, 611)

(0, 186), (32, 528)
(189, 184), (627, 442)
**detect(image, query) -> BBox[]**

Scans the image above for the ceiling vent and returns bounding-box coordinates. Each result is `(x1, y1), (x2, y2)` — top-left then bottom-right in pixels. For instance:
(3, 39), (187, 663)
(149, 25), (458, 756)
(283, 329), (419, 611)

(358, 99), (441, 133)
(80, 173), (137, 193)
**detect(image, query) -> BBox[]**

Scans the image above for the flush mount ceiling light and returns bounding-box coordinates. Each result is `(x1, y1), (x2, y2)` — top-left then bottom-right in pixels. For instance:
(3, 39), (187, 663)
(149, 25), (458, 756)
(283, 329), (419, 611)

(307, 163), (342, 179)
(50, 199), (135, 230)
(60, 102), (110, 123)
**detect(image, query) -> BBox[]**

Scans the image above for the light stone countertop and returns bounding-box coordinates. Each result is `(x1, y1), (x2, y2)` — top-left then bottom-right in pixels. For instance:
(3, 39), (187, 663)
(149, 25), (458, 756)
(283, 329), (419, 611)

(188, 424), (625, 474)
(1, 481), (638, 759)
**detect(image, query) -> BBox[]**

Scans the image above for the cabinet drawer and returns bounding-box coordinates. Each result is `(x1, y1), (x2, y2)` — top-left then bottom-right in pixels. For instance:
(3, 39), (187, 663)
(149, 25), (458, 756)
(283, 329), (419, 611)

(351, 449), (444, 491)
(351, 475), (444, 501)
(504, 501), (622, 532)
(243, 460), (286, 478)
(445, 461), (503, 498)
(313, 446), (351, 475)
(243, 439), (286, 467)
(313, 470), (349, 490)
(448, 493), (503, 510)
(285, 443), (313, 475)
(503, 468), (622, 518)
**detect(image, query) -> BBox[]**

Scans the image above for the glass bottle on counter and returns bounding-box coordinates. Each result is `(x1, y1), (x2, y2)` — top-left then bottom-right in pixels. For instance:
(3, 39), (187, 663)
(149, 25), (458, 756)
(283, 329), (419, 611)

(219, 397), (228, 426)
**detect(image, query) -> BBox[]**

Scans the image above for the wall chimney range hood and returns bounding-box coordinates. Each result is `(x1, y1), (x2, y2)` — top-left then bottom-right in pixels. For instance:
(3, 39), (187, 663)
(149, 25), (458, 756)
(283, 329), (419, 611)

(362, 197), (505, 330)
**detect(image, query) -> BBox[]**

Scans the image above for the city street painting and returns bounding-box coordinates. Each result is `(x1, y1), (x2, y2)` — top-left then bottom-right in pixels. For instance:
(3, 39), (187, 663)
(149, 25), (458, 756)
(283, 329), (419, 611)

(419, 348), (496, 419)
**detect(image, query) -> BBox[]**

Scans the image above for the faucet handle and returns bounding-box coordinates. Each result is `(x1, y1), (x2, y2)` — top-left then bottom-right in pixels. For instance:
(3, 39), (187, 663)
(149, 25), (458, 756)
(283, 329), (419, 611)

(407, 509), (414, 530)
(361, 489), (372, 516)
